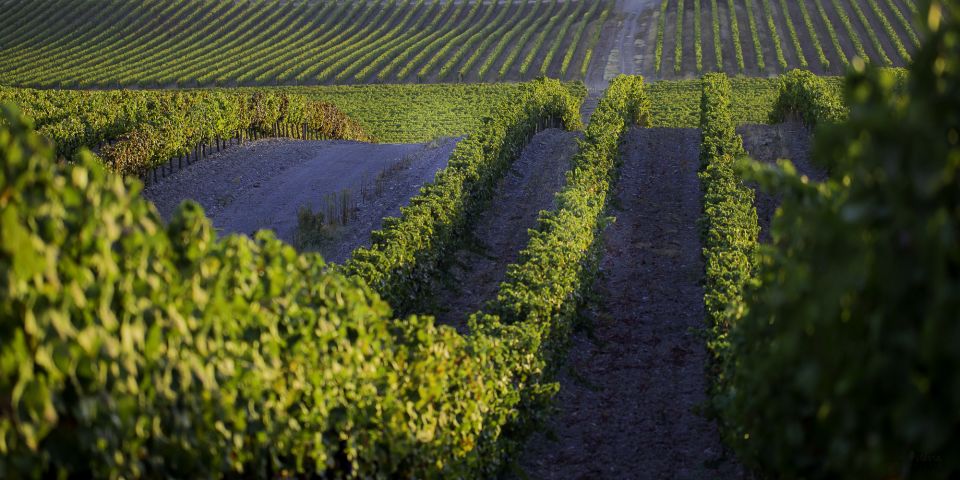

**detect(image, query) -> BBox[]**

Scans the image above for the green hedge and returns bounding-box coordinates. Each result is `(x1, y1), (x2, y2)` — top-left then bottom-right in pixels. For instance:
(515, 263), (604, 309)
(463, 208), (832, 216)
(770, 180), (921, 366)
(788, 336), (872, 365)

(698, 72), (760, 358)
(0, 88), (159, 160)
(769, 69), (846, 126)
(345, 78), (583, 313)
(101, 92), (370, 177)
(717, 3), (960, 476)
(0, 88), (370, 176)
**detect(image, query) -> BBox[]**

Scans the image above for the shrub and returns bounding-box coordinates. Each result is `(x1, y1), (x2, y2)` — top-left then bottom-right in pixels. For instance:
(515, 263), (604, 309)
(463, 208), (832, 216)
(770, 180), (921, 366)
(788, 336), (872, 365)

(719, 3), (960, 476)
(698, 72), (759, 352)
(769, 69), (846, 125)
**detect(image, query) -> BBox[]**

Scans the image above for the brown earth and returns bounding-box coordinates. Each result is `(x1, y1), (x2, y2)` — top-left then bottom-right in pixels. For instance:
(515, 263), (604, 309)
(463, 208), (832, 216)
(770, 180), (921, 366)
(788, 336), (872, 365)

(733, 0), (760, 73)
(428, 128), (581, 332)
(769, 0), (801, 69)
(517, 127), (744, 480)
(738, 121), (825, 241)
(636, 5), (662, 77)
(681, 0), (699, 77)
(836, 0), (888, 65)
(701, 0), (721, 72)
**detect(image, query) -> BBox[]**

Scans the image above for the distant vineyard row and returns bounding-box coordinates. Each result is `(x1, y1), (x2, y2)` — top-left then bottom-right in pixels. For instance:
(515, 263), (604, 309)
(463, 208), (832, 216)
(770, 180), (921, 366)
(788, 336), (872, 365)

(650, 0), (921, 77)
(0, 0), (611, 88)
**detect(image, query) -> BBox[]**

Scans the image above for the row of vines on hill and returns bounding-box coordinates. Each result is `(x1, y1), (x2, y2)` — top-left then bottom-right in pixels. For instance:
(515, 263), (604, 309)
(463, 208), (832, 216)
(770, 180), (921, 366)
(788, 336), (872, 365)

(651, 0), (920, 77)
(0, 0), (609, 87)
(0, 88), (369, 178)
(345, 79), (584, 313)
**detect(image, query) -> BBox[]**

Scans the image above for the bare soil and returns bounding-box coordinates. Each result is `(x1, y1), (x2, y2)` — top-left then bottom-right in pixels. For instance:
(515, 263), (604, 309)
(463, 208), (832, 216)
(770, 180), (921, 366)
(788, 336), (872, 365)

(878, 0), (919, 53)
(738, 122), (824, 242)
(429, 128), (581, 332)
(820, 0), (861, 65)
(837, 0), (887, 65)
(660, 1), (679, 77)
(630, 0), (912, 77)
(142, 138), (454, 258)
(769, 0), (801, 69)
(857, 0), (910, 64)
(518, 127), (743, 479)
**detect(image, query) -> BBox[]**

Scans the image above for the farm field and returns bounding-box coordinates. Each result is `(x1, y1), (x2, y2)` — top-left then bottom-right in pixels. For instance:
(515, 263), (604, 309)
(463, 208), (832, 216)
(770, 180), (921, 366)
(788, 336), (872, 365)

(0, 0), (922, 87)
(0, 1), (958, 479)
(0, 0), (613, 87)
(645, 0), (922, 77)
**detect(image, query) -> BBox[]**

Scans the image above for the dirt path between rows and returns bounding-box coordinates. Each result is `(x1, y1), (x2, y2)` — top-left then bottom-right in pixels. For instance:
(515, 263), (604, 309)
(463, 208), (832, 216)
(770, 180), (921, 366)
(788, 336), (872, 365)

(142, 138), (455, 258)
(429, 128), (581, 332)
(739, 122), (824, 242)
(518, 127), (743, 479)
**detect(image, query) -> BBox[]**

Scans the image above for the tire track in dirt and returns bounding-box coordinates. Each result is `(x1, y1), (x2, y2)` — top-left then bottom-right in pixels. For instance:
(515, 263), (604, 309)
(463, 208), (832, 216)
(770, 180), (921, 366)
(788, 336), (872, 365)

(429, 128), (582, 332)
(518, 127), (743, 479)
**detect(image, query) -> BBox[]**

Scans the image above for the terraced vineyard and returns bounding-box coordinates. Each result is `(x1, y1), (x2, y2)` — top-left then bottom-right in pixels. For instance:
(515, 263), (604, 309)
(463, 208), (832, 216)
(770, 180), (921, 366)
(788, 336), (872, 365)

(646, 0), (921, 77)
(0, 0), (611, 87)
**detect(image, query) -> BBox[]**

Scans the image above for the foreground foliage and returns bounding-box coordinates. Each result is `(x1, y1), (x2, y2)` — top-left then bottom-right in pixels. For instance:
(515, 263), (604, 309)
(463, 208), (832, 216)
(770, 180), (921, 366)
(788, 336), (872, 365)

(0, 75), (648, 478)
(0, 105), (476, 477)
(719, 1), (960, 476)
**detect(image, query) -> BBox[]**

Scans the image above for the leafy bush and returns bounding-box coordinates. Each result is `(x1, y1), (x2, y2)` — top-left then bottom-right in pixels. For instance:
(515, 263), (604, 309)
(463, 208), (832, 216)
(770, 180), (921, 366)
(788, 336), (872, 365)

(719, 3), (960, 476)
(698, 72), (759, 355)
(769, 69), (846, 125)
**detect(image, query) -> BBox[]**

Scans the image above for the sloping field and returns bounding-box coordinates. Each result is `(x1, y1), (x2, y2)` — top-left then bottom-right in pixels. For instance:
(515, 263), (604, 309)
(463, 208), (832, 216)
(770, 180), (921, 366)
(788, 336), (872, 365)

(645, 0), (921, 77)
(0, 0), (920, 86)
(0, 0), (613, 87)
